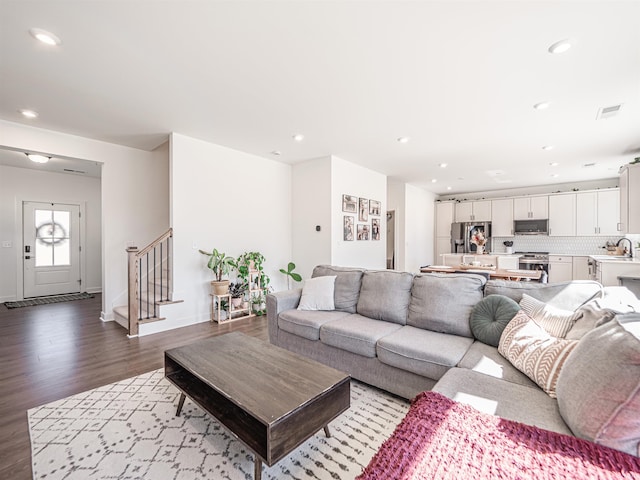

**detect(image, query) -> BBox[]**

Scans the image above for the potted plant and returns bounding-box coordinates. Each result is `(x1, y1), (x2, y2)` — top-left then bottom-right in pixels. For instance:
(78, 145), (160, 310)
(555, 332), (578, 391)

(251, 292), (266, 315)
(280, 262), (302, 289)
(236, 251), (271, 296)
(229, 281), (247, 309)
(199, 248), (236, 295)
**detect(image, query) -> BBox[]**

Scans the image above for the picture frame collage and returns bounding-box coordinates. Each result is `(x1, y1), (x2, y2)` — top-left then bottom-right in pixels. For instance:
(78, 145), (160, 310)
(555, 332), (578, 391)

(342, 194), (381, 241)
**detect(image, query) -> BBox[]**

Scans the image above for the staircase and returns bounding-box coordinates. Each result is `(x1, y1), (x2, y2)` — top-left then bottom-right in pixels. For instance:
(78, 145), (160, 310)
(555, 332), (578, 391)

(113, 228), (182, 336)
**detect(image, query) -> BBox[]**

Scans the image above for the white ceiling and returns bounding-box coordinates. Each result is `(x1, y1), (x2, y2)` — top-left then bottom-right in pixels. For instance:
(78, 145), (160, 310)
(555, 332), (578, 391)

(1, 1), (639, 194)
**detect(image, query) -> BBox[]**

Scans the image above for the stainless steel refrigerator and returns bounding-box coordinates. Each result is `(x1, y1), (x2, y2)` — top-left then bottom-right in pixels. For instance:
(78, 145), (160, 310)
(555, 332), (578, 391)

(450, 222), (492, 253)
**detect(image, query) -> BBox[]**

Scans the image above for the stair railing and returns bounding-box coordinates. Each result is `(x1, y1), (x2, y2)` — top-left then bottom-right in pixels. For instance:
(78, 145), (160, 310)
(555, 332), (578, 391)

(126, 228), (173, 336)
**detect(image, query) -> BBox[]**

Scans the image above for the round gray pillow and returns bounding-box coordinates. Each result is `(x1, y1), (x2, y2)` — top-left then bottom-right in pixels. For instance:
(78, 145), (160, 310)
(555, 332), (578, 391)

(470, 294), (521, 346)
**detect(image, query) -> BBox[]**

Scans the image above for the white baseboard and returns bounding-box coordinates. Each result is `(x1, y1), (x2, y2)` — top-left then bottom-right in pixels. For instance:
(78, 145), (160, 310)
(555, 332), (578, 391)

(100, 311), (114, 322)
(86, 287), (102, 294)
(0, 295), (17, 303)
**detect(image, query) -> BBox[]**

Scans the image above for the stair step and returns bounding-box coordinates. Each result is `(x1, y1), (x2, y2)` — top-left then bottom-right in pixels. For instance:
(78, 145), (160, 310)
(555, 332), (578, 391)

(113, 299), (183, 321)
(139, 316), (166, 324)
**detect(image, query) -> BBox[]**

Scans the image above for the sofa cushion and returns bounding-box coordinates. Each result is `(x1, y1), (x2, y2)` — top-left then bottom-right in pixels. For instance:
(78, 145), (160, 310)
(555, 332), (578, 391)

(433, 367), (572, 435)
(498, 310), (578, 398)
(356, 270), (414, 325)
(519, 293), (582, 338)
(312, 265), (365, 313)
(458, 341), (537, 388)
(320, 314), (402, 358)
(556, 313), (640, 457)
(485, 280), (602, 311)
(377, 326), (474, 380)
(567, 286), (639, 340)
(278, 309), (350, 341)
(297, 275), (336, 311)
(470, 294), (520, 346)
(408, 273), (485, 337)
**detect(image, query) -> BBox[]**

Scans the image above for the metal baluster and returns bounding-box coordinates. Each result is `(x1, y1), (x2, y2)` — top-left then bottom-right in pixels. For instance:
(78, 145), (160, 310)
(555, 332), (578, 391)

(160, 241), (164, 302)
(153, 246), (157, 317)
(146, 252), (150, 319)
(138, 258), (142, 321)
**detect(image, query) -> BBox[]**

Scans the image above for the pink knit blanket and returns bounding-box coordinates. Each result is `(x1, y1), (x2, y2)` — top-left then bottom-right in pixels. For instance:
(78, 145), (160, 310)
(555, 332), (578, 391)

(358, 391), (640, 480)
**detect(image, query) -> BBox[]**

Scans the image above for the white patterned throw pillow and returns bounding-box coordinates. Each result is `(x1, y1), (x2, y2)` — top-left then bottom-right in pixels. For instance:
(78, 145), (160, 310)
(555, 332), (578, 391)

(297, 275), (337, 311)
(498, 310), (578, 398)
(519, 293), (583, 338)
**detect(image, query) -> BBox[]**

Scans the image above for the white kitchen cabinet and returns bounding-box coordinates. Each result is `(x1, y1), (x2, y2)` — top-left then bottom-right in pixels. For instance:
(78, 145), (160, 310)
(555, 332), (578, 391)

(619, 163), (640, 234)
(491, 198), (514, 237)
(572, 256), (591, 281)
(435, 201), (454, 237)
(576, 189), (620, 236)
(455, 200), (491, 222)
(549, 255), (573, 283)
(496, 255), (520, 270)
(549, 194), (576, 236)
(435, 237), (451, 263)
(441, 254), (463, 267)
(596, 260), (640, 287)
(513, 196), (548, 220)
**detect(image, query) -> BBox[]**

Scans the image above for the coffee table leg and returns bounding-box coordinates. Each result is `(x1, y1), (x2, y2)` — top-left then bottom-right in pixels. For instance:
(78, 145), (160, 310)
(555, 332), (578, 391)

(324, 425), (331, 438)
(254, 457), (262, 480)
(176, 393), (186, 416)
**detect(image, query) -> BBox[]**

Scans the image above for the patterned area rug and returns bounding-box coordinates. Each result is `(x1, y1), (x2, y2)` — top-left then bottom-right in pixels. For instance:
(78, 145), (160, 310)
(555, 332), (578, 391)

(28, 369), (409, 480)
(4, 292), (94, 309)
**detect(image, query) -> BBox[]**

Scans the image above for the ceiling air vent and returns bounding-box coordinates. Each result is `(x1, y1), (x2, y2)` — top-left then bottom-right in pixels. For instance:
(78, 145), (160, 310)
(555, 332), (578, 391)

(63, 168), (86, 174)
(596, 104), (622, 120)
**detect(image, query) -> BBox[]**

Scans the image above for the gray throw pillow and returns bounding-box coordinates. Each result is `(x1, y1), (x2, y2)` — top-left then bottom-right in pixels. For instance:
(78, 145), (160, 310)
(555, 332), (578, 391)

(356, 270), (413, 325)
(470, 294), (520, 347)
(556, 313), (640, 457)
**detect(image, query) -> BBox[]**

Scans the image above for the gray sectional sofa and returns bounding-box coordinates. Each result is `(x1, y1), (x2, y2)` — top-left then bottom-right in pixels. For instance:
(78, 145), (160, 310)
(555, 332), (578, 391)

(267, 264), (640, 456)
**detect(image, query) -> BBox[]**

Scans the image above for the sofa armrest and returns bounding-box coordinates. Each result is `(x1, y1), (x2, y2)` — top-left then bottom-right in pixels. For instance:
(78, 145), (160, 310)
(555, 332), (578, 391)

(266, 288), (302, 343)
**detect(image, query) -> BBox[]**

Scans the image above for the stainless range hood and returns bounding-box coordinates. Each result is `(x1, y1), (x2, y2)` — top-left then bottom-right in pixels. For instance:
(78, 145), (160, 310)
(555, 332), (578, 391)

(514, 219), (548, 235)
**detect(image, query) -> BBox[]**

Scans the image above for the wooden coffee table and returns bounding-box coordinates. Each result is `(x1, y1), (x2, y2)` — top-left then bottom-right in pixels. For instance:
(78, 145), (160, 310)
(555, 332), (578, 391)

(164, 332), (350, 479)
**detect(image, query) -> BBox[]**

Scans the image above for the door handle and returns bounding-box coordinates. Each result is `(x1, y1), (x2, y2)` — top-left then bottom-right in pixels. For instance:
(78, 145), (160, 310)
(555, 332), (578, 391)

(25, 256), (31, 259)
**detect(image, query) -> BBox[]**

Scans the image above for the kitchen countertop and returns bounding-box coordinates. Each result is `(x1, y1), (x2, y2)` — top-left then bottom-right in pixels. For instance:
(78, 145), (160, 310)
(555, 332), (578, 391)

(589, 255), (640, 264)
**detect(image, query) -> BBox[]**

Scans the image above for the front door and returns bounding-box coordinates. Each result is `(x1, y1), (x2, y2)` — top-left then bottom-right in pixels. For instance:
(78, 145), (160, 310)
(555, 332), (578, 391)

(23, 202), (81, 298)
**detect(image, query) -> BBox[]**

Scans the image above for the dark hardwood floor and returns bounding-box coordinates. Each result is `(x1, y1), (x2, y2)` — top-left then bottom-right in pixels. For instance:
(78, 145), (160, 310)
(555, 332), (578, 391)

(0, 294), (268, 479)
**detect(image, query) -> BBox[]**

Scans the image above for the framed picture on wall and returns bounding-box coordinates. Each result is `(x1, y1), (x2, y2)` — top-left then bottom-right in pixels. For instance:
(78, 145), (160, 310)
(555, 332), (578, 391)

(359, 198), (369, 222)
(342, 194), (357, 213)
(371, 218), (380, 240)
(343, 216), (354, 241)
(369, 200), (381, 216)
(357, 224), (370, 240)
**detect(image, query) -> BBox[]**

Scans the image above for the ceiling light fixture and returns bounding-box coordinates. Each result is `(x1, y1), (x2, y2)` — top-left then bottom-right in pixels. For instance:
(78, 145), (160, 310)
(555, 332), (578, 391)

(29, 28), (61, 46)
(551, 173), (559, 178)
(397, 137), (410, 144)
(446, 186), (452, 191)
(270, 150), (281, 156)
(583, 162), (597, 167)
(533, 102), (550, 110)
(19, 108), (39, 119)
(292, 134), (304, 142)
(26, 153), (50, 164)
(439, 163), (448, 168)
(548, 39), (571, 54)
(542, 145), (554, 151)
(431, 179), (437, 183)
(549, 162), (559, 167)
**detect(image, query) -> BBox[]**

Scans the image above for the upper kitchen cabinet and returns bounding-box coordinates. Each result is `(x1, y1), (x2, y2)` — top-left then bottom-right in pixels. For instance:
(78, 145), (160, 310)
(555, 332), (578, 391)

(513, 196), (548, 220)
(455, 200), (491, 222)
(435, 201), (455, 237)
(576, 189), (620, 236)
(491, 198), (514, 237)
(620, 163), (640, 234)
(549, 193), (576, 236)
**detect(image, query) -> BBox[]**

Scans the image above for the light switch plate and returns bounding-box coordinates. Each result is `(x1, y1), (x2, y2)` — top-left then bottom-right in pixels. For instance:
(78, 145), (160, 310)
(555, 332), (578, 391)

(2, 241), (11, 248)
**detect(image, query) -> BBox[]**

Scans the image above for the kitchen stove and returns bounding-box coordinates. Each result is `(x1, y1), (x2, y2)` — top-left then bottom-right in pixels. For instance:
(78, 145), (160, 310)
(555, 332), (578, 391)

(516, 252), (549, 283)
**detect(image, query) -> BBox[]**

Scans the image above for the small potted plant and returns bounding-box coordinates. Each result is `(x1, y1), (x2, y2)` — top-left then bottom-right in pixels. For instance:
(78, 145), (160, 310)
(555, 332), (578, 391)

(229, 282), (247, 309)
(250, 292), (266, 315)
(280, 262), (302, 289)
(199, 248), (236, 295)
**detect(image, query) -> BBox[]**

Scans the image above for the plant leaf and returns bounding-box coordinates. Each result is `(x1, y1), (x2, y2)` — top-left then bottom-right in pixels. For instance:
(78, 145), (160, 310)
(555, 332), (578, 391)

(291, 273), (302, 282)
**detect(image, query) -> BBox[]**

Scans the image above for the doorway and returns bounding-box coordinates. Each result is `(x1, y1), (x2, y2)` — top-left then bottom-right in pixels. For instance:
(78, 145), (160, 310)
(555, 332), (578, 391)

(386, 210), (395, 269)
(23, 201), (81, 298)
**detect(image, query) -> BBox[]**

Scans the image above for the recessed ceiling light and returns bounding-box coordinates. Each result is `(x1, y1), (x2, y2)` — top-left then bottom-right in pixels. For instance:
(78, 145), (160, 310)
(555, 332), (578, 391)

(446, 186), (452, 191)
(550, 173), (559, 178)
(431, 179), (437, 183)
(439, 163), (448, 168)
(542, 145), (554, 151)
(292, 134), (304, 142)
(29, 28), (61, 46)
(548, 39), (571, 54)
(19, 108), (39, 119)
(549, 162), (559, 167)
(397, 137), (410, 144)
(25, 153), (50, 164)
(533, 102), (550, 110)
(270, 150), (281, 156)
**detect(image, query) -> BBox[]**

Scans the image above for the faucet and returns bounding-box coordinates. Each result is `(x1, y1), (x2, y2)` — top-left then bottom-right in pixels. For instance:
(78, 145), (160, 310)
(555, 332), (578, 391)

(616, 238), (633, 258)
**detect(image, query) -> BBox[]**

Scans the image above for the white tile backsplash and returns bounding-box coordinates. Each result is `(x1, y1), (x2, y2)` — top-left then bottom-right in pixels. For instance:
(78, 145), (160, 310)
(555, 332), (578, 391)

(492, 235), (627, 256)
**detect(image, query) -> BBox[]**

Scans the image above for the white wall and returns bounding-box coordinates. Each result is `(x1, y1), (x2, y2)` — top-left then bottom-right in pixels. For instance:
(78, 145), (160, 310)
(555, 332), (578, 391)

(331, 156), (386, 270)
(405, 183), (436, 272)
(0, 165), (102, 301)
(292, 157), (332, 280)
(0, 120), (169, 321)
(147, 133), (292, 335)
